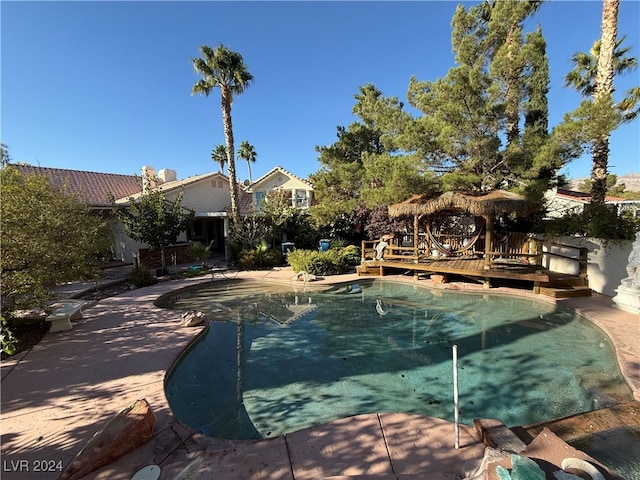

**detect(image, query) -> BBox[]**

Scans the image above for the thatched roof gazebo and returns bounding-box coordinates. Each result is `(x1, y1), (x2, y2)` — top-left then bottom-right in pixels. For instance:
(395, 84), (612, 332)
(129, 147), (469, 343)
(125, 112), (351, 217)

(388, 190), (538, 268)
(388, 190), (535, 218)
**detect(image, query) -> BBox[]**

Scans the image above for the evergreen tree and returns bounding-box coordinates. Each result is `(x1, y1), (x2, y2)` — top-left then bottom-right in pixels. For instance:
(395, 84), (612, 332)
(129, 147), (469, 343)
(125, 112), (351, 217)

(310, 84), (435, 225)
(407, 1), (551, 197)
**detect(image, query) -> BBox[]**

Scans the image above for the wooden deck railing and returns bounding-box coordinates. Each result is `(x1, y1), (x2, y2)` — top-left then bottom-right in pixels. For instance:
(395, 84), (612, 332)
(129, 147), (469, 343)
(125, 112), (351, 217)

(362, 234), (588, 278)
(361, 241), (420, 263)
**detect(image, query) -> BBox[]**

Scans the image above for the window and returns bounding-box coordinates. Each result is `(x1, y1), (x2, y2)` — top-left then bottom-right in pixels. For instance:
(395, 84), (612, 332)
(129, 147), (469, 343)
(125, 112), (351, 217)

(296, 190), (309, 207)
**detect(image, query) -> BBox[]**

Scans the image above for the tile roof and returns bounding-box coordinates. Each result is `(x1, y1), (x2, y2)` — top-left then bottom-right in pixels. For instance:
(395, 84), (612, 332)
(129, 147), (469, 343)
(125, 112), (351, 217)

(10, 164), (305, 216)
(12, 165), (141, 207)
(237, 188), (254, 215)
(118, 171), (224, 203)
(249, 166), (314, 189)
(555, 188), (626, 204)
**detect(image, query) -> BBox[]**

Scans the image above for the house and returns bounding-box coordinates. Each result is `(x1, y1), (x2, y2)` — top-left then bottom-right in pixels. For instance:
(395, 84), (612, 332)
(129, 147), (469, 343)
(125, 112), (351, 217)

(246, 166), (314, 210)
(112, 165), (253, 259)
(11, 164), (311, 265)
(545, 187), (640, 218)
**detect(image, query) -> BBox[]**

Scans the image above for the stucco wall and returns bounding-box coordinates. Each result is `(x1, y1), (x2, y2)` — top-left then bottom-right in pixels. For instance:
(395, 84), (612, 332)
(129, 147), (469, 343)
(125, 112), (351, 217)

(164, 177), (231, 214)
(544, 236), (633, 297)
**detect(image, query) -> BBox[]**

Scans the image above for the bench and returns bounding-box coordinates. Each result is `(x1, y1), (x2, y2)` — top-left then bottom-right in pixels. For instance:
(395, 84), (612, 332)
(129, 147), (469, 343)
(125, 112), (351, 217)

(46, 302), (85, 333)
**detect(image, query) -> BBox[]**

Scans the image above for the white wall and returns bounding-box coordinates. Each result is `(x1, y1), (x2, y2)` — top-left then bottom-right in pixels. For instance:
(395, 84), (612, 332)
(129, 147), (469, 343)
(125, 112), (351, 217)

(112, 222), (146, 264)
(164, 177), (231, 214)
(544, 236), (633, 297)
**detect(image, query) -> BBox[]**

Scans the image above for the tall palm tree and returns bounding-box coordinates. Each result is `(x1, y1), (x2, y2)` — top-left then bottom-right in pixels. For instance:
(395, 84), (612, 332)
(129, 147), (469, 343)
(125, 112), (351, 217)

(192, 44), (253, 223)
(588, 0), (619, 204)
(564, 0), (634, 204)
(237, 141), (257, 183)
(211, 144), (227, 172)
(565, 38), (636, 97)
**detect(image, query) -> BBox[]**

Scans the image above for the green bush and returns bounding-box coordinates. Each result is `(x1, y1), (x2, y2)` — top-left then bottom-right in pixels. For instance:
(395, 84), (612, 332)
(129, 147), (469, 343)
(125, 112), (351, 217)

(286, 248), (316, 273)
(286, 245), (360, 276)
(309, 250), (345, 275)
(237, 248), (284, 271)
(339, 244), (361, 267)
(540, 204), (637, 240)
(127, 265), (157, 288)
(1, 316), (17, 356)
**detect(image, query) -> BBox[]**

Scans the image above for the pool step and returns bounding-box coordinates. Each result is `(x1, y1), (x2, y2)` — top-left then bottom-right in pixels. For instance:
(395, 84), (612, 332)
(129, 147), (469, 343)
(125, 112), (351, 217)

(474, 418), (527, 453)
(539, 285), (592, 298)
(513, 400), (640, 444)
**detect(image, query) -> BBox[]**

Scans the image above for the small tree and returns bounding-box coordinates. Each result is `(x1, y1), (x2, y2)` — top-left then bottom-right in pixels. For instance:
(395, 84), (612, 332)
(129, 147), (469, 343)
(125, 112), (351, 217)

(110, 187), (193, 272)
(260, 189), (296, 239)
(1, 166), (113, 351)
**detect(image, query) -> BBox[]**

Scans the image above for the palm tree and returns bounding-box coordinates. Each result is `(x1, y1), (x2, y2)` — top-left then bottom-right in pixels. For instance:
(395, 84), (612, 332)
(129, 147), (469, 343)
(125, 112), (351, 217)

(237, 141), (258, 183)
(564, 0), (638, 204)
(565, 38), (636, 97)
(211, 144), (227, 172)
(192, 44), (253, 223)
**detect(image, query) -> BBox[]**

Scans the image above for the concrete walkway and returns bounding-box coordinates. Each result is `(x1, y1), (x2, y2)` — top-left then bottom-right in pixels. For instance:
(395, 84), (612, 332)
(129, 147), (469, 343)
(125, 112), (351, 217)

(1, 266), (638, 480)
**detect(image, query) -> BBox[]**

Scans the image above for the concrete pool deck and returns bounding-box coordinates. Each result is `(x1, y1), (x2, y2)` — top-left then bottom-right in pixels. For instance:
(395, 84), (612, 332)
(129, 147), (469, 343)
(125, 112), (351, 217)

(1, 266), (638, 480)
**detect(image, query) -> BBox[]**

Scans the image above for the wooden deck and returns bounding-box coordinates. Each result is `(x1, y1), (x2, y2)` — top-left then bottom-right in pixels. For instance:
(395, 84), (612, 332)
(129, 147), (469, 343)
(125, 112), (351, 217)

(358, 252), (590, 297)
(361, 256), (547, 282)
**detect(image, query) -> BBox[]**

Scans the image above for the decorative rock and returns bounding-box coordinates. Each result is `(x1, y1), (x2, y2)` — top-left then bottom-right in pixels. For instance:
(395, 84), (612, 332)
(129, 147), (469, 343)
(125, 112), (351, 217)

(180, 310), (207, 327)
(431, 274), (449, 284)
(60, 398), (155, 480)
(293, 271), (316, 282)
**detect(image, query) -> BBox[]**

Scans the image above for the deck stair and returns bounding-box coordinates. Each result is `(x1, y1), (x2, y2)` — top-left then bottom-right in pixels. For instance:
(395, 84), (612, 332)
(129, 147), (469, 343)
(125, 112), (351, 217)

(356, 262), (382, 277)
(539, 272), (591, 298)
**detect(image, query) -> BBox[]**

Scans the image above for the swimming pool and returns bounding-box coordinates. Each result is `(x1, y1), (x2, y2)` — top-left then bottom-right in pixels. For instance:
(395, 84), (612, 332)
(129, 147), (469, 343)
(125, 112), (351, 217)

(161, 279), (633, 441)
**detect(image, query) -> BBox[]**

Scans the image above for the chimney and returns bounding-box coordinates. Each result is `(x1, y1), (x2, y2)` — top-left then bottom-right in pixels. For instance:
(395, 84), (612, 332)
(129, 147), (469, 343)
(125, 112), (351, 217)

(158, 169), (177, 183)
(141, 166), (156, 192)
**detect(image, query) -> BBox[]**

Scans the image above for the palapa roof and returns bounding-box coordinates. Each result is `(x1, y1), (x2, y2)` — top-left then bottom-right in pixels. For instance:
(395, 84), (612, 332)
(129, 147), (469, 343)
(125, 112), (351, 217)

(388, 190), (536, 218)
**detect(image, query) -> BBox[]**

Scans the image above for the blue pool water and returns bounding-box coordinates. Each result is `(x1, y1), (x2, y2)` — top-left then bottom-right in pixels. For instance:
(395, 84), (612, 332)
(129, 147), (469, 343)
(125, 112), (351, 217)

(161, 280), (632, 441)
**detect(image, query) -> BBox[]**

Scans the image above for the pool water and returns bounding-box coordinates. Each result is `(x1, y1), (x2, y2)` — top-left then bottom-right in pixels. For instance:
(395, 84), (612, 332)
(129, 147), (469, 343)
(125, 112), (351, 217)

(162, 280), (633, 441)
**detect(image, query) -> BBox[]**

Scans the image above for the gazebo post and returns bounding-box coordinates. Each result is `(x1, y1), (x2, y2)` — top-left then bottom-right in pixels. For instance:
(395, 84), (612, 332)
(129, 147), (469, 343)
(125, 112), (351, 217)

(483, 215), (494, 270)
(413, 215), (419, 261)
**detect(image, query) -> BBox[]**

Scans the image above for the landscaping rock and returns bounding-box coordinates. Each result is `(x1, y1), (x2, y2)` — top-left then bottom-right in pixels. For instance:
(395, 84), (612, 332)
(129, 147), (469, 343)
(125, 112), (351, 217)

(180, 310), (207, 327)
(60, 398), (155, 480)
(293, 271), (316, 282)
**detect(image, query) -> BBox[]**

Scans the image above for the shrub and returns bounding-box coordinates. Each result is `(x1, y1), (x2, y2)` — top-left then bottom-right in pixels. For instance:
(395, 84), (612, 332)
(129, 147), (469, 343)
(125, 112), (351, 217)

(286, 249), (317, 273)
(287, 245), (360, 276)
(540, 204), (637, 240)
(1, 316), (17, 356)
(127, 265), (157, 288)
(237, 248), (284, 271)
(339, 244), (361, 267)
(309, 250), (346, 276)
(189, 241), (213, 267)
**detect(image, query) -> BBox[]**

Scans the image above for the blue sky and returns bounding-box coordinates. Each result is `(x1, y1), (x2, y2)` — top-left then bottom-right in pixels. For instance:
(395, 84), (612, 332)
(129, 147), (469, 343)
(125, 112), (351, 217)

(2, 1), (639, 184)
